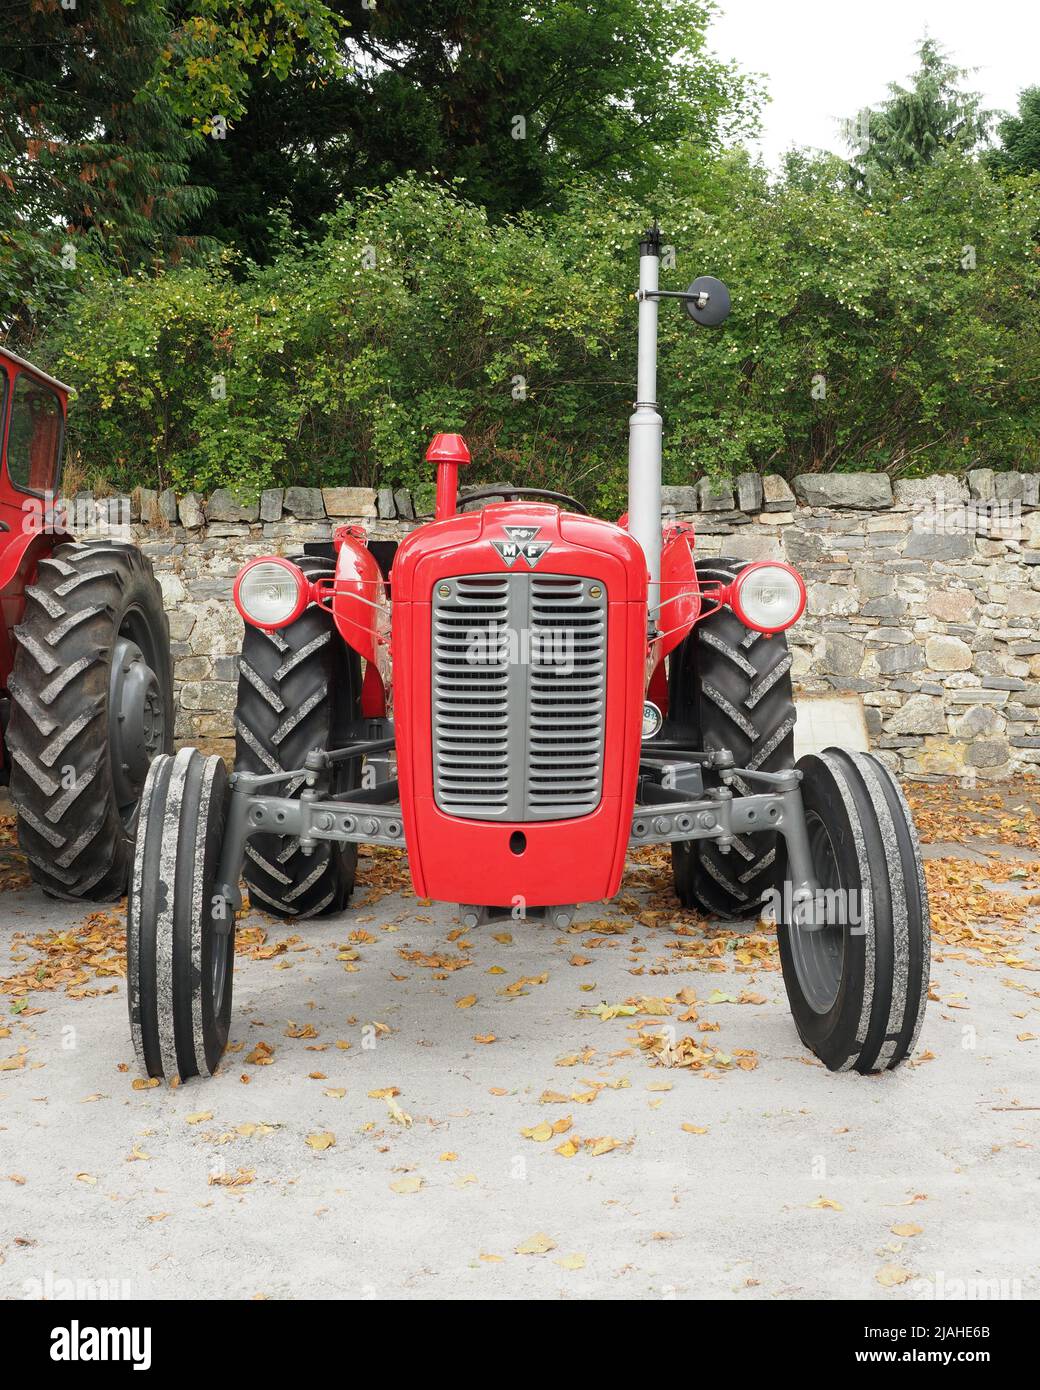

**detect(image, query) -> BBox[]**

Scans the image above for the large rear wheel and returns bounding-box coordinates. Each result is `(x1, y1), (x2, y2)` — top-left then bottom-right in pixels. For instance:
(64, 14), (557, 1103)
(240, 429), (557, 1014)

(669, 557), (796, 918)
(233, 556), (361, 918)
(8, 540), (173, 900)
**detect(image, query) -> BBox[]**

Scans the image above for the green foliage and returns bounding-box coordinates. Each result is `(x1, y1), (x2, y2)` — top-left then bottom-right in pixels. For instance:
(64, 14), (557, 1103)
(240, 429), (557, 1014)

(40, 164), (1040, 503)
(989, 87), (1040, 177)
(845, 38), (994, 189)
(0, 0), (345, 338)
(181, 0), (759, 260)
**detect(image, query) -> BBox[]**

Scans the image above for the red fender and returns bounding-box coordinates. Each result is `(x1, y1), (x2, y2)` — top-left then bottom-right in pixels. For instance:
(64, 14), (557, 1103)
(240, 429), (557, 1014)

(329, 527), (392, 715)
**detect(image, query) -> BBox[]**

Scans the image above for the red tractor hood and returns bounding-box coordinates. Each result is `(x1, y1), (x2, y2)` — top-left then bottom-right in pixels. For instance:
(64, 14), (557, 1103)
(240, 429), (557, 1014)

(390, 503), (649, 908)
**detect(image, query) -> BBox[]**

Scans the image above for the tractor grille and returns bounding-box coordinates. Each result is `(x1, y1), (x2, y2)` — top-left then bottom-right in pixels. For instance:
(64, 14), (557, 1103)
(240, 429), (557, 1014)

(432, 572), (607, 821)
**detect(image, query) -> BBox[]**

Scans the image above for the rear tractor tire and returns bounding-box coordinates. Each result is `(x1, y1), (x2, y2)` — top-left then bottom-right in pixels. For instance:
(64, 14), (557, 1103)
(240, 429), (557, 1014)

(7, 540), (173, 900)
(233, 556), (362, 918)
(777, 749), (930, 1073)
(669, 557), (797, 919)
(128, 748), (233, 1081)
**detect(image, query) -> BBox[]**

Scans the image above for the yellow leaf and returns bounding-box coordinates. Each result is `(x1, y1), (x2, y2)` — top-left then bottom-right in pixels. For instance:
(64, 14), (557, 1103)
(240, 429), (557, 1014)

(323, 1088), (346, 1100)
(555, 1138), (580, 1157)
(76, 1172), (97, 1184)
(586, 1136), (620, 1157)
(681, 1124), (708, 1135)
(386, 1097), (412, 1127)
(390, 1175), (423, 1194)
(368, 1086), (399, 1099)
(306, 1131), (336, 1151)
(131, 1077), (159, 1090)
(556, 1253), (586, 1270)
(876, 1265), (911, 1287)
(456, 994), (477, 1009)
(473, 1033), (496, 1044)
(479, 1253), (504, 1263)
(891, 1222), (923, 1238)
(439, 1152), (458, 1162)
(521, 1121), (554, 1142)
(492, 933), (513, 944)
(515, 1232), (556, 1255)
(594, 1002), (637, 1021)
(186, 1111), (212, 1125)
(810, 1196), (843, 1211)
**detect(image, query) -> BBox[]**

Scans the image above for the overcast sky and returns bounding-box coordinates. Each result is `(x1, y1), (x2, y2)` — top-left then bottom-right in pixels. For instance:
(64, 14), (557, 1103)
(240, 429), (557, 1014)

(707, 0), (1040, 166)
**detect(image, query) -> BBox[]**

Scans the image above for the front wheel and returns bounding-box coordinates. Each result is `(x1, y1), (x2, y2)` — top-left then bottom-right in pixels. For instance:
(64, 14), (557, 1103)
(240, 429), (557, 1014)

(127, 748), (233, 1082)
(777, 749), (930, 1073)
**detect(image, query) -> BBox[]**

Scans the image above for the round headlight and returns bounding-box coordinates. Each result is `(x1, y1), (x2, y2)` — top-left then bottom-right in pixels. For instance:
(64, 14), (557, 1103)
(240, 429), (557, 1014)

(234, 559), (308, 629)
(731, 563), (805, 633)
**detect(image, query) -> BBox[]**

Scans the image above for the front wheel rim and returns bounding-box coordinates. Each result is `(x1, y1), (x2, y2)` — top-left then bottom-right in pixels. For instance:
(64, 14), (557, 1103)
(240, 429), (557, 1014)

(788, 812), (846, 1013)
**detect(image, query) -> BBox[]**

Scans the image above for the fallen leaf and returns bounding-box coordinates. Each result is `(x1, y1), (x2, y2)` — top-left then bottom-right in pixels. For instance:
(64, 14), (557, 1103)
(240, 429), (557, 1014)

(390, 1175), (423, 1194)
(521, 1121), (554, 1143)
(305, 1131), (336, 1151)
(515, 1233), (556, 1255)
(386, 1096), (412, 1127)
(556, 1253), (586, 1270)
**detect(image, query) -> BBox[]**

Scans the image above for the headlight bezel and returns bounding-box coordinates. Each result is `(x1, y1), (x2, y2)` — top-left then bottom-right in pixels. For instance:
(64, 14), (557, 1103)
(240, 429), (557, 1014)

(728, 561), (806, 634)
(233, 557), (311, 630)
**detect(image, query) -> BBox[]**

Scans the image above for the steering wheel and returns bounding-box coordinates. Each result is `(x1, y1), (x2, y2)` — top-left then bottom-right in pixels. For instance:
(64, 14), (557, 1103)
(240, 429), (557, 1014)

(458, 487), (588, 515)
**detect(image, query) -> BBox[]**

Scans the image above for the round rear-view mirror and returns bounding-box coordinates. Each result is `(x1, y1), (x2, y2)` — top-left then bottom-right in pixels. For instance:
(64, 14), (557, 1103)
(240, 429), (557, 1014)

(684, 275), (731, 327)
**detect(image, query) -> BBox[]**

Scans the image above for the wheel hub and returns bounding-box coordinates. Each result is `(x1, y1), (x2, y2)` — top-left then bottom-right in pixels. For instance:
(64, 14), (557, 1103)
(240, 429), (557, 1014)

(110, 636), (166, 814)
(788, 813), (845, 1013)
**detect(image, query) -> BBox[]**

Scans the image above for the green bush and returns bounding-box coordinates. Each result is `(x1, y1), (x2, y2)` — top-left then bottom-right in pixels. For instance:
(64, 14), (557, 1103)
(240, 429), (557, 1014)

(40, 161), (1040, 505)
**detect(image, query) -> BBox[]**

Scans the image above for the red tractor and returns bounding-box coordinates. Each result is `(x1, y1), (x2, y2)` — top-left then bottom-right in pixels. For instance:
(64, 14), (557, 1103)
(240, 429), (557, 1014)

(127, 228), (929, 1083)
(0, 349), (172, 898)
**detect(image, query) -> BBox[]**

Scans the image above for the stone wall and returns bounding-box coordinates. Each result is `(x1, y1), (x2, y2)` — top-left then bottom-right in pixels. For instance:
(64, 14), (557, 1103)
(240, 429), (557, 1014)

(118, 472), (1040, 781)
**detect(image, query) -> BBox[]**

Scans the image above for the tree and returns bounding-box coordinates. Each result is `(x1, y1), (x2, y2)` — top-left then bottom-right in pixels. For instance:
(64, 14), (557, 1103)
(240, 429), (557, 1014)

(844, 38), (993, 187)
(989, 87), (1040, 177)
(180, 0), (759, 261)
(0, 1), (344, 341)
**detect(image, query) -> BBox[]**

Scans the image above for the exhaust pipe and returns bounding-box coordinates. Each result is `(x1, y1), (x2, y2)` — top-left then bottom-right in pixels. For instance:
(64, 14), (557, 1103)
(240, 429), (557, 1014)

(628, 226), (664, 624)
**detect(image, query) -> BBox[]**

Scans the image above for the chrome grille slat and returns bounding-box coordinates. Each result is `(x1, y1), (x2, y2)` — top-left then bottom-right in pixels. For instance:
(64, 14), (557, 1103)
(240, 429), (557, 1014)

(432, 572), (606, 820)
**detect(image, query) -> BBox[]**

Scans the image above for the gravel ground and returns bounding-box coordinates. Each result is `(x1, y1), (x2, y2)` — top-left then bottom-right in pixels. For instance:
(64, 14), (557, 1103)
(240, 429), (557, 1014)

(1, 805), (1038, 1302)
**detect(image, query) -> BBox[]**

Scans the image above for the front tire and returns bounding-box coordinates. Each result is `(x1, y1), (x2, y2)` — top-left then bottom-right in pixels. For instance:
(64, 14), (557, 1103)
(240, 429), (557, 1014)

(778, 749), (930, 1073)
(233, 556), (361, 918)
(128, 749), (233, 1081)
(670, 557), (797, 918)
(7, 540), (173, 900)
